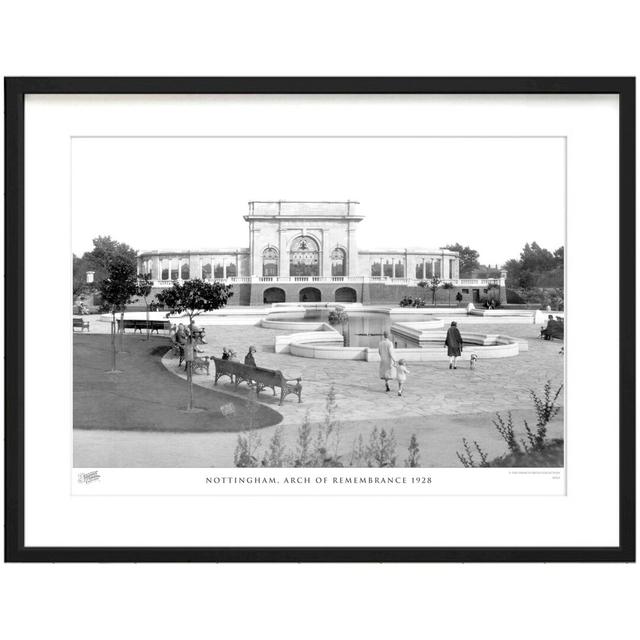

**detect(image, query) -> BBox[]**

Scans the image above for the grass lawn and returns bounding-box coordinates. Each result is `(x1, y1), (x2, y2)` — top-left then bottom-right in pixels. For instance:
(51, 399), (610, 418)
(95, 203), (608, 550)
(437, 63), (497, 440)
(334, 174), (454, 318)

(73, 334), (283, 432)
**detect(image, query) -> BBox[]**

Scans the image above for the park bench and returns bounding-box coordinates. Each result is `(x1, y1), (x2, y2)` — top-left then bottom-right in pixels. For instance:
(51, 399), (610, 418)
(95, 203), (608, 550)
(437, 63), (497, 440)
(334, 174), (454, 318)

(118, 319), (171, 334)
(73, 317), (90, 332)
(541, 320), (564, 341)
(212, 356), (303, 405)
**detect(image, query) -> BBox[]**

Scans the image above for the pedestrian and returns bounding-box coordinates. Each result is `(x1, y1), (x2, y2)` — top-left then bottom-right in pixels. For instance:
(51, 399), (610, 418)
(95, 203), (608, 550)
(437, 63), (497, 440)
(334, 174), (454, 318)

(396, 358), (409, 396)
(378, 330), (397, 392)
(175, 323), (188, 367)
(244, 345), (257, 367)
(221, 347), (230, 360)
(445, 321), (463, 369)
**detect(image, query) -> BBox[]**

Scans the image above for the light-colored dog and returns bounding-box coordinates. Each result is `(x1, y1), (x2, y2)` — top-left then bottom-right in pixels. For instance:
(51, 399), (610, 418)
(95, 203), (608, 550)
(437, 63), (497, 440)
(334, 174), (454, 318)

(469, 353), (479, 370)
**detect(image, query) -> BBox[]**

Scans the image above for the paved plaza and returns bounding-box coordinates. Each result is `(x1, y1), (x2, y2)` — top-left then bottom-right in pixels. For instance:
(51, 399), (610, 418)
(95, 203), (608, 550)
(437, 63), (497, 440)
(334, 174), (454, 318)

(74, 314), (564, 468)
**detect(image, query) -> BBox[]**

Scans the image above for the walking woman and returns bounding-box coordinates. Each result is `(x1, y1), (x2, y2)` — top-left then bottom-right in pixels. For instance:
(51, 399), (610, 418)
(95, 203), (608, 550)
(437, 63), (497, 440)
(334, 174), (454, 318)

(378, 330), (397, 392)
(445, 321), (463, 369)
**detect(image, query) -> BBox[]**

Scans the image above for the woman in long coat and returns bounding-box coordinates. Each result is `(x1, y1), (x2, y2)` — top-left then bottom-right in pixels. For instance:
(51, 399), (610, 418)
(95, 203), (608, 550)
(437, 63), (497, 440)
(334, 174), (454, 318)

(445, 321), (463, 369)
(378, 331), (397, 392)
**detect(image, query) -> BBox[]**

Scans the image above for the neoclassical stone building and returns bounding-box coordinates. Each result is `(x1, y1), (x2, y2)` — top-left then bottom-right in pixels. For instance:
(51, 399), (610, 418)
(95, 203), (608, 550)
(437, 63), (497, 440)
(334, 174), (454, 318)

(137, 201), (506, 305)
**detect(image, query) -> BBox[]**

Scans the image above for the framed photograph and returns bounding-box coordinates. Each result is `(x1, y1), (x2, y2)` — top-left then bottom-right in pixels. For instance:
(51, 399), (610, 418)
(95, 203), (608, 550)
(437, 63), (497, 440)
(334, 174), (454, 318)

(5, 77), (635, 562)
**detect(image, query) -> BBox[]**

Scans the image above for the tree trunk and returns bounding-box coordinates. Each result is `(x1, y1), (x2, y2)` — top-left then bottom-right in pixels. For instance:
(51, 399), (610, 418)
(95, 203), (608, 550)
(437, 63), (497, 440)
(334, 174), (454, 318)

(110, 310), (117, 371)
(119, 310), (125, 352)
(145, 300), (150, 341)
(187, 315), (194, 411)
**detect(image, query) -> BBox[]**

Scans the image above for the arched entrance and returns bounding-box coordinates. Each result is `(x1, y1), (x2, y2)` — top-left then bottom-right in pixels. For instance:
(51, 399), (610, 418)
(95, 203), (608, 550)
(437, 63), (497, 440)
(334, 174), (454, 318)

(290, 236), (320, 277)
(335, 287), (357, 303)
(263, 287), (286, 304)
(331, 247), (347, 276)
(299, 287), (321, 302)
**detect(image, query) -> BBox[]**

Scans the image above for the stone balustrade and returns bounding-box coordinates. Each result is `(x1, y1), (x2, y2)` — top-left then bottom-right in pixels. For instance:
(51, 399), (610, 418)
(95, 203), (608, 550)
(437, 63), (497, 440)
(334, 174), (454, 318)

(150, 276), (506, 288)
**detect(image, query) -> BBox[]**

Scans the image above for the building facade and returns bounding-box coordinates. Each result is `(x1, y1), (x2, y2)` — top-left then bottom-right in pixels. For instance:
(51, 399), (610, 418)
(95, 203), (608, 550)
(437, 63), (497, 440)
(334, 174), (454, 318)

(137, 201), (506, 305)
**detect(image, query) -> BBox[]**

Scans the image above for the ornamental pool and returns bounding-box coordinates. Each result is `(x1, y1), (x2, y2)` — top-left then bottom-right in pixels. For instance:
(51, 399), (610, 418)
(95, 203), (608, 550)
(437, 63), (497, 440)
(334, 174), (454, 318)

(267, 309), (455, 348)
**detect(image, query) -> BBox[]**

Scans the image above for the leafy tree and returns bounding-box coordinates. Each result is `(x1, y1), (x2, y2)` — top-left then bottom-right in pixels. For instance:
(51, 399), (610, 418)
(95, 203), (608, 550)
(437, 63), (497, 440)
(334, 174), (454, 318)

(503, 242), (564, 292)
(84, 236), (137, 283)
(157, 279), (233, 410)
(99, 255), (140, 372)
(73, 254), (90, 299)
(443, 243), (480, 277)
(442, 281), (454, 306)
(136, 273), (154, 341)
(75, 236), (138, 309)
(419, 276), (442, 306)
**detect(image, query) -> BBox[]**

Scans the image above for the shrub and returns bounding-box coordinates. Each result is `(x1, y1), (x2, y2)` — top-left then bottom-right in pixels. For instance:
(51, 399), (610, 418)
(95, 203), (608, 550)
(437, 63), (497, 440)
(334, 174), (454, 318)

(262, 425), (287, 467)
(365, 427), (397, 467)
(328, 308), (349, 325)
(456, 380), (564, 468)
(404, 434), (421, 467)
(232, 389), (424, 468)
(234, 431), (262, 467)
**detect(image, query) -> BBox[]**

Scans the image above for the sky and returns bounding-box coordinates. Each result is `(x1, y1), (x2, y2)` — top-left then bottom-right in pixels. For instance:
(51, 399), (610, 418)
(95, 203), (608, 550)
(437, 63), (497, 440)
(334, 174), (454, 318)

(72, 136), (565, 266)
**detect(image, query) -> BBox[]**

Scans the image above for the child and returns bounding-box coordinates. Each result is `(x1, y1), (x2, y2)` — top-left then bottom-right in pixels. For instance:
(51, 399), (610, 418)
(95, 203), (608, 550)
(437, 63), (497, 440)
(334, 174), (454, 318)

(396, 359), (409, 396)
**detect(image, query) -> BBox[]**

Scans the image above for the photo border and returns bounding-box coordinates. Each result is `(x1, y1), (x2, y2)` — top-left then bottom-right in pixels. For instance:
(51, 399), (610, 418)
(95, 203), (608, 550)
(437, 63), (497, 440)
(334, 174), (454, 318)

(4, 77), (635, 562)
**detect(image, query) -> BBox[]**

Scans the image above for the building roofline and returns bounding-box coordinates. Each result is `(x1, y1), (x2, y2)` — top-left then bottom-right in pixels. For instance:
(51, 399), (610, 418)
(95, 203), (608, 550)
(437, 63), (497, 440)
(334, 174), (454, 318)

(248, 200), (360, 205)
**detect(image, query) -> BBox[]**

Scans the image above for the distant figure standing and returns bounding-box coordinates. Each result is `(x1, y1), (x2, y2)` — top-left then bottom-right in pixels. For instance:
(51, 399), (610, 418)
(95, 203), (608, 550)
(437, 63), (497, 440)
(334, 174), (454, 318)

(455, 291), (463, 306)
(221, 347), (230, 360)
(445, 321), (463, 369)
(378, 331), (397, 392)
(396, 359), (409, 397)
(175, 323), (188, 367)
(244, 345), (257, 367)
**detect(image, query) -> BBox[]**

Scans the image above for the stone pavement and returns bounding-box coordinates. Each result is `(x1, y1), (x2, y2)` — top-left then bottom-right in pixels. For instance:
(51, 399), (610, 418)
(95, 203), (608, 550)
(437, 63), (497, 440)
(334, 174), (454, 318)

(157, 319), (564, 466)
(74, 313), (564, 467)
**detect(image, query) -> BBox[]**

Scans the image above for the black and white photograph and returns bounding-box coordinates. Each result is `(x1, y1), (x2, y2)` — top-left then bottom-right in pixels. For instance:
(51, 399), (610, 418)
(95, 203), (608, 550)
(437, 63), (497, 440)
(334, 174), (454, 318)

(72, 135), (566, 475)
(6, 77), (632, 561)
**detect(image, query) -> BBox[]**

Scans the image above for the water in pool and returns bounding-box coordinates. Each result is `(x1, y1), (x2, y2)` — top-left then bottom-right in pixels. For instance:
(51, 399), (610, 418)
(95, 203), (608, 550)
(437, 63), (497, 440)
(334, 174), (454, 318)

(270, 310), (436, 348)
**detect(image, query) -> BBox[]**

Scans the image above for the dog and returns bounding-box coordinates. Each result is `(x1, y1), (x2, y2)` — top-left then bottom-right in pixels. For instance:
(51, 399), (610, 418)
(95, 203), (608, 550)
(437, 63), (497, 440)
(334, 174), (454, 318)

(469, 353), (479, 370)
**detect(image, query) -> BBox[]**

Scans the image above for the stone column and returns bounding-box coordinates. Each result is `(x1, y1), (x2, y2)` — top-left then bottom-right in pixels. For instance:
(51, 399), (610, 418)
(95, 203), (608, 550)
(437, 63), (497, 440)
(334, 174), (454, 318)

(347, 223), (358, 278)
(321, 230), (331, 278)
(249, 221), (255, 276)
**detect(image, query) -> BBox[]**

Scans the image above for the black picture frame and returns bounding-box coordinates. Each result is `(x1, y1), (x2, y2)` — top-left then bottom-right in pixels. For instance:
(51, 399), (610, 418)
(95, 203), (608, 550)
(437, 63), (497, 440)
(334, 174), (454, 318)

(4, 77), (635, 563)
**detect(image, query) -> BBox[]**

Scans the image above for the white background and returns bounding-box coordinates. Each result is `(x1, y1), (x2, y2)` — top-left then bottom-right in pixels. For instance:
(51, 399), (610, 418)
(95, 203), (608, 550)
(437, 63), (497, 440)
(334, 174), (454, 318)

(29, 94), (608, 544)
(72, 135), (565, 265)
(1, 1), (638, 639)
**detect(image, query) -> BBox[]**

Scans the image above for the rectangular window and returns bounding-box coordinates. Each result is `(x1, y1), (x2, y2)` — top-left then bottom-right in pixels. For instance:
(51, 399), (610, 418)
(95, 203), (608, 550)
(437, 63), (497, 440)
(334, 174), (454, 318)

(383, 261), (393, 277)
(202, 263), (212, 279)
(214, 263), (224, 278)
(462, 288), (469, 294)
(371, 262), (381, 277)
(161, 259), (169, 280)
(415, 263), (424, 279)
(394, 262), (404, 278)
(170, 262), (179, 280)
